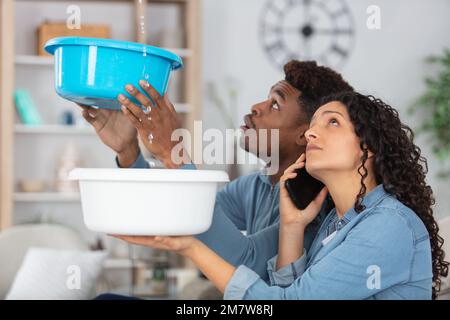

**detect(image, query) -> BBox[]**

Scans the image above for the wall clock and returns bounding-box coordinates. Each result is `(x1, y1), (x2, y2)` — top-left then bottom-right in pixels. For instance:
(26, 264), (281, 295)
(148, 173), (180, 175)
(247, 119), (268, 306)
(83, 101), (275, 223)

(259, 0), (355, 70)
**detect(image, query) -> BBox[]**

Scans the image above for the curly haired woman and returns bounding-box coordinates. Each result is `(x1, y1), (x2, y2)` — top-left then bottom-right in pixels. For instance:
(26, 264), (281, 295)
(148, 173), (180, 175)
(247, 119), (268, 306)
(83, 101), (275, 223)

(115, 91), (448, 300)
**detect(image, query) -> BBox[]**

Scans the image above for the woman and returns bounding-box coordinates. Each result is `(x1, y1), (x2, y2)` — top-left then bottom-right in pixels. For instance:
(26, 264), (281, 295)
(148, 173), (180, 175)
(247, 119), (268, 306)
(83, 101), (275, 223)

(115, 91), (448, 299)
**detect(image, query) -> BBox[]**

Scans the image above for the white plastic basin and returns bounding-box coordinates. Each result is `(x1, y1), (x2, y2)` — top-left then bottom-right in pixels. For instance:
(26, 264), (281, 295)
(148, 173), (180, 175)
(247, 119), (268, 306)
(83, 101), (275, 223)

(69, 168), (229, 235)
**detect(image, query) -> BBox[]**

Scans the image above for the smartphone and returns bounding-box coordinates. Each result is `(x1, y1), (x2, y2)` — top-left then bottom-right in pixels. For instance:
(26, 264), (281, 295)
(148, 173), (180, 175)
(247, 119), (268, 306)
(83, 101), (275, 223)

(284, 167), (324, 210)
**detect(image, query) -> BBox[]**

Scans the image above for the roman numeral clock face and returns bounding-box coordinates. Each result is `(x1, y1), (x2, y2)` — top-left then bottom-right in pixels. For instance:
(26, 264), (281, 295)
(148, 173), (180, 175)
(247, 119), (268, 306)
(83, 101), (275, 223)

(259, 0), (355, 69)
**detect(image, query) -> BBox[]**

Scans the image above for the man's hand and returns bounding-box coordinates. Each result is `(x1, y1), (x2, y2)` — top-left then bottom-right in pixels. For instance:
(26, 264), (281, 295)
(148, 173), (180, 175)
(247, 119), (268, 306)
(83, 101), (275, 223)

(79, 105), (139, 167)
(117, 80), (191, 169)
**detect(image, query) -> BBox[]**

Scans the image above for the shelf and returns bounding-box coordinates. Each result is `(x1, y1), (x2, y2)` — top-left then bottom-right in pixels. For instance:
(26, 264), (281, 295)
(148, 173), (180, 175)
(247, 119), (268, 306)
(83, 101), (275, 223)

(14, 124), (96, 135)
(13, 192), (80, 202)
(15, 55), (53, 66)
(104, 258), (148, 269)
(14, 105), (189, 136)
(15, 49), (192, 66)
(14, 105), (188, 136)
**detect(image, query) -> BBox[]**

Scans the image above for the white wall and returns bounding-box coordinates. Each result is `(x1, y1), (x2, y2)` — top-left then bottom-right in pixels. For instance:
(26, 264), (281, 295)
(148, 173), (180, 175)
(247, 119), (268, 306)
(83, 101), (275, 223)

(201, 0), (450, 218)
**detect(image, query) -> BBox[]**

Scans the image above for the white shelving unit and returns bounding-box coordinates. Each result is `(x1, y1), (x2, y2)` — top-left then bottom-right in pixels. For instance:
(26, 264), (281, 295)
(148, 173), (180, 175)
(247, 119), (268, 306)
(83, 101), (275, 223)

(13, 192), (81, 203)
(0, 0), (202, 297)
(1, 0), (204, 228)
(2, 0), (202, 227)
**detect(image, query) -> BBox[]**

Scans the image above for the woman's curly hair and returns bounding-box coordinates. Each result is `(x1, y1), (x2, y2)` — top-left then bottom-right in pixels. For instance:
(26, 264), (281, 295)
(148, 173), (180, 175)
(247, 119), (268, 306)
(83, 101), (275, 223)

(307, 91), (449, 299)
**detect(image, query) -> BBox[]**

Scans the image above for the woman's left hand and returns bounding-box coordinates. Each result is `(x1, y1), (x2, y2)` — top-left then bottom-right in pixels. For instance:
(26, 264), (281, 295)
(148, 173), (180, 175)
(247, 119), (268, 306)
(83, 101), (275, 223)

(279, 153), (328, 231)
(112, 234), (198, 258)
(114, 235), (237, 294)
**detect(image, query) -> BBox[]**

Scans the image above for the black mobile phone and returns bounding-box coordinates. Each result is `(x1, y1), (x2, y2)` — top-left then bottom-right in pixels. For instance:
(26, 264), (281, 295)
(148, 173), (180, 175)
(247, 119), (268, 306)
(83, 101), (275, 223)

(284, 167), (324, 210)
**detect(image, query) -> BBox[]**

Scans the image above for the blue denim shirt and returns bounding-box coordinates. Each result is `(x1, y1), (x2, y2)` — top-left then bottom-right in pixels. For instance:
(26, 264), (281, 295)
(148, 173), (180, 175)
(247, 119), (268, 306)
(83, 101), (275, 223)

(121, 152), (326, 281)
(224, 184), (433, 300)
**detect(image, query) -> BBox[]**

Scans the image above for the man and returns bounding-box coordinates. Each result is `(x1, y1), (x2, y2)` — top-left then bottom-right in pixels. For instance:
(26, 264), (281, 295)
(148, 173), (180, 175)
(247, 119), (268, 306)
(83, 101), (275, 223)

(80, 60), (353, 282)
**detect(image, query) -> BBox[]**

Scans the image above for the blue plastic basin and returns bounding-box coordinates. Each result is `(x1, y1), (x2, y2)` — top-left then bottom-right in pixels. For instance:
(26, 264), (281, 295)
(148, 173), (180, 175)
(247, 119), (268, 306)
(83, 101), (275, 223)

(44, 37), (183, 109)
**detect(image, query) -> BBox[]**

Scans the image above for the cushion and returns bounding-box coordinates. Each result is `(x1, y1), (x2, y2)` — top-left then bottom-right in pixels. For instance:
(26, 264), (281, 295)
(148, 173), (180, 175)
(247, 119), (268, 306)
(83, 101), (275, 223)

(6, 247), (107, 300)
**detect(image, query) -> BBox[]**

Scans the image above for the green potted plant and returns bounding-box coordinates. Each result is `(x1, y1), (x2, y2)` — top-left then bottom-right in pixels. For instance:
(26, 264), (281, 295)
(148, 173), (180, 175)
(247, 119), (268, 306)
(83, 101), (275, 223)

(410, 48), (450, 178)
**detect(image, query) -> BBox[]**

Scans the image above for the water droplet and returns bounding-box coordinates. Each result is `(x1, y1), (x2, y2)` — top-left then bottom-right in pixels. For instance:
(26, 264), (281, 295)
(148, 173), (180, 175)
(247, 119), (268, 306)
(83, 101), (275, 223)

(140, 15), (146, 34)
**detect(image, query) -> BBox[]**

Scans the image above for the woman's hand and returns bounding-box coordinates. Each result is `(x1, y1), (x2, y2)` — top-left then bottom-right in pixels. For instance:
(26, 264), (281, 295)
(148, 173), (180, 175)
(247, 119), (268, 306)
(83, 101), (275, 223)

(112, 235), (199, 258)
(114, 234), (237, 293)
(279, 153), (328, 231)
(117, 80), (191, 169)
(276, 153), (328, 270)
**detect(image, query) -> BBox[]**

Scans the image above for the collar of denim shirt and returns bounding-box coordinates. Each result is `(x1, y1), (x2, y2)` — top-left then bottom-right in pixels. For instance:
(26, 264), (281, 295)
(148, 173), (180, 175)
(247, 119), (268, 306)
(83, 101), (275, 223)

(257, 166), (283, 191)
(326, 184), (388, 236)
(258, 168), (272, 185)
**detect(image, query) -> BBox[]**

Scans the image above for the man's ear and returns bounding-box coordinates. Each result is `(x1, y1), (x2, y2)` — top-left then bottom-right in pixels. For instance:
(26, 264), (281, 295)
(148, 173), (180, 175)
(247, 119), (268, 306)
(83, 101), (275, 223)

(295, 123), (309, 147)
